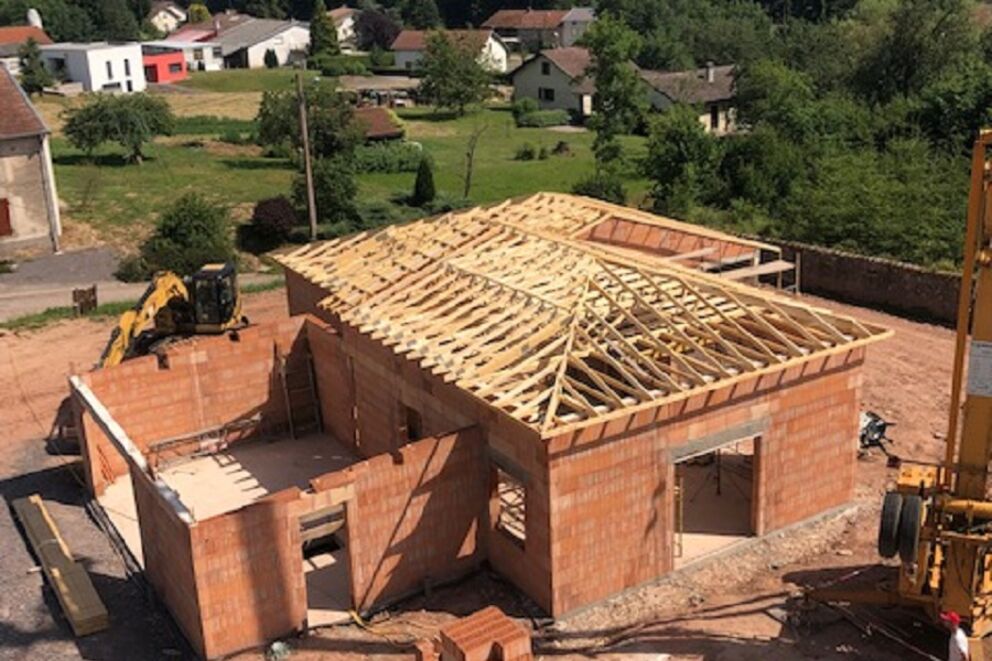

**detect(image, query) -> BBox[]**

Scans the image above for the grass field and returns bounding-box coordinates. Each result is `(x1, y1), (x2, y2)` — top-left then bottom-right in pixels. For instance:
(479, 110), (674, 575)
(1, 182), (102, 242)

(177, 69), (320, 93)
(50, 104), (649, 249)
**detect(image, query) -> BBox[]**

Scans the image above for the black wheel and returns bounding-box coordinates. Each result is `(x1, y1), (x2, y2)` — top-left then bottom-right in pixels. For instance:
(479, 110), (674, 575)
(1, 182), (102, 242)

(878, 491), (903, 559)
(898, 494), (923, 563)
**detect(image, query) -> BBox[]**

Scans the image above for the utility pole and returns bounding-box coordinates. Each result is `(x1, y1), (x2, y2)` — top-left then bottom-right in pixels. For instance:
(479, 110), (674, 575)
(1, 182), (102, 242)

(297, 70), (318, 241)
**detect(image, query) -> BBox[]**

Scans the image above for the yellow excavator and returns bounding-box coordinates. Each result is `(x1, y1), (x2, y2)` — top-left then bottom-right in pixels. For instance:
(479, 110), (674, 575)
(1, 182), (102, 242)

(813, 132), (992, 658)
(99, 263), (246, 367)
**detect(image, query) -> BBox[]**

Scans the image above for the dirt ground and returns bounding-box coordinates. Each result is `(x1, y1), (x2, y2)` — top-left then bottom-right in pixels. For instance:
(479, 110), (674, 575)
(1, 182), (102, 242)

(0, 287), (968, 660)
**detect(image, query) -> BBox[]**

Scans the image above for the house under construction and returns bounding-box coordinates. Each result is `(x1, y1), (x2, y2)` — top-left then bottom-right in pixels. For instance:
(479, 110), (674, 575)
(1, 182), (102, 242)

(70, 193), (890, 658)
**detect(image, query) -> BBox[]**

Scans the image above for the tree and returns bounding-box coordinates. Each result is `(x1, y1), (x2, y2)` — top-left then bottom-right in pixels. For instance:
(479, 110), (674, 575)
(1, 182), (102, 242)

(295, 157), (359, 227)
(462, 123), (488, 198)
(734, 59), (815, 140)
(188, 2), (210, 22)
(0, 0), (96, 42)
(98, 0), (140, 40)
(63, 94), (174, 163)
(419, 31), (491, 116)
(309, 0), (340, 56)
(246, 0), (286, 18)
(412, 156), (436, 206)
(140, 194), (235, 275)
(644, 104), (719, 215)
(404, 0), (440, 29)
(17, 38), (53, 96)
(256, 82), (363, 158)
(580, 14), (643, 172)
(355, 9), (400, 50)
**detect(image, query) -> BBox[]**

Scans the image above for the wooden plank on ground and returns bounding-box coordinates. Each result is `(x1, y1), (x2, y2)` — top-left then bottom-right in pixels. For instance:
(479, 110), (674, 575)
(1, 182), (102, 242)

(12, 494), (109, 636)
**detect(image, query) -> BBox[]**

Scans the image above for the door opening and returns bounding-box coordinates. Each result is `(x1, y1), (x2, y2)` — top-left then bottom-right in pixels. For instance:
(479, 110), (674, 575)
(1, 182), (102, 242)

(301, 505), (352, 627)
(674, 437), (756, 568)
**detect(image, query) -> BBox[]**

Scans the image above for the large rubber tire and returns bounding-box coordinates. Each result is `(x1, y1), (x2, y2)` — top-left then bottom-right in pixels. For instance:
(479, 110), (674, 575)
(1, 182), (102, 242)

(898, 494), (923, 564)
(878, 491), (903, 559)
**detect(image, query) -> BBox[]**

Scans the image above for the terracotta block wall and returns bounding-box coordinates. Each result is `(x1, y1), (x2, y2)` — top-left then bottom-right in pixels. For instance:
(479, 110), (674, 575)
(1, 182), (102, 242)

(190, 491), (306, 659)
(130, 465), (205, 655)
(346, 428), (489, 610)
(306, 319), (357, 450)
(285, 268), (337, 325)
(581, 217), (755, 263)
(546, 348), (864, 615)
(75, 317), (310, 495)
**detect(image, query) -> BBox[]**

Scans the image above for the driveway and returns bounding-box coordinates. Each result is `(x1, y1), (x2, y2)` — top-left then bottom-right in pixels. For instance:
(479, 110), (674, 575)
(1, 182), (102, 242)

(0, 248), (281, 322)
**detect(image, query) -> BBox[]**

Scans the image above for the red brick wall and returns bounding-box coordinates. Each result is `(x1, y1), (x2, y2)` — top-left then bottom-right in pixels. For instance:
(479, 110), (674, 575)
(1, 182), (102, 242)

(306, 319), (358, 450)
(130, 465), (205, 655)
(545, 349), (864, 615)
(284, 268), (336, 324)
(190, 491), (306, 659)
(76, 317), (310, 495)
(346, 428), (489, 610)
(582, 217), (755, 264)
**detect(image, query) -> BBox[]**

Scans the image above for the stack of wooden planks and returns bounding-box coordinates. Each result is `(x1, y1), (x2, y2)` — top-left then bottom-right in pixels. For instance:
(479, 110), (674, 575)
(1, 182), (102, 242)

(12, 494), (109, 636)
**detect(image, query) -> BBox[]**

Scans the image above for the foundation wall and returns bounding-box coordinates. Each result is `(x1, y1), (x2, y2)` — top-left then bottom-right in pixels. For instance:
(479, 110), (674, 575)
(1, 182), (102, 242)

(130, 465), (205, 654)
(546, 349), (864, 615)
(75, 317), (310, 495)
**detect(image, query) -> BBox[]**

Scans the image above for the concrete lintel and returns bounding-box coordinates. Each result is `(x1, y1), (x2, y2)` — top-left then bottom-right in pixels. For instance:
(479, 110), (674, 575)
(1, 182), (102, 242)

(69, 376), (194, 524)
(670, 417), (769, 463)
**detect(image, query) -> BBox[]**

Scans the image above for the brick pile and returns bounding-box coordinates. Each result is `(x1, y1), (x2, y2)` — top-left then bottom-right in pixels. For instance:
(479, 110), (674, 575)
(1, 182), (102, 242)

(438, 606), (532, 661)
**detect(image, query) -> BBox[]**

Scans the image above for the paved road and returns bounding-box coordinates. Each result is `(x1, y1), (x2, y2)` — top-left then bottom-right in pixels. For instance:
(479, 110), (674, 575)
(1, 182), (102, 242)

(0, 249), (281, 322)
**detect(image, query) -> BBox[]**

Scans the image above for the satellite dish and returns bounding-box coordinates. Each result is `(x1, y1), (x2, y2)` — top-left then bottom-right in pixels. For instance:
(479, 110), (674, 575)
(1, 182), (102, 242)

(27, 8), (43, 29)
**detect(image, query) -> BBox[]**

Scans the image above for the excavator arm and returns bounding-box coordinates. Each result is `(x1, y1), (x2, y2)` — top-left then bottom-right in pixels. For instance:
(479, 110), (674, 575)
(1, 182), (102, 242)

(98, 272), (188, 368)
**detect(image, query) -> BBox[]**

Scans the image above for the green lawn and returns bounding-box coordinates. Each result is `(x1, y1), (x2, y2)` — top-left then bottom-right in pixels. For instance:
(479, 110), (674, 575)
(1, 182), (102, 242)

(177, 68), (321, 93)
(51, 106), (649, 246)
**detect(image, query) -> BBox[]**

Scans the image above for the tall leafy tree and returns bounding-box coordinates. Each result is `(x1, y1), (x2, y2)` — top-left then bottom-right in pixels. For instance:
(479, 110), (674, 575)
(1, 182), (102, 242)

(644, 104), (720, 215)
(63, 94), (174, 163)
(419, 31), (490, 116)
(17, 38), (53, 96)
(98, 0), (141, 40)
(188, 3), (211, 22)
(580, 14), (643, 170)
(404, 0), (441, 29)
(309, 0), (340, 55)
(355, 8), (400, 50)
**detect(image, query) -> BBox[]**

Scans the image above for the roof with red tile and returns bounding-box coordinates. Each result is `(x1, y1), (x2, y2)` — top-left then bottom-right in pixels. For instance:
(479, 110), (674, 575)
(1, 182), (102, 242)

(0, 67), (48, 140)
(0, 25), (53, 46)
(482, 9), (569, 30)
(354, 106), (404, 140)
(391, 29), (493, 52)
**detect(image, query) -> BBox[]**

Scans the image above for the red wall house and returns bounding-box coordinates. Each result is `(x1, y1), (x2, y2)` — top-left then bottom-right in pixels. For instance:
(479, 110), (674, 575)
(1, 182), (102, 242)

(142, 51), (187, 83)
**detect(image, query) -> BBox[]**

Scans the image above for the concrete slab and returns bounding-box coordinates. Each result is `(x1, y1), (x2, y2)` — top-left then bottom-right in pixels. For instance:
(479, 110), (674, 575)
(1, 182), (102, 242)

(158, 433), (360, 521)
(305, 547), (351, 627)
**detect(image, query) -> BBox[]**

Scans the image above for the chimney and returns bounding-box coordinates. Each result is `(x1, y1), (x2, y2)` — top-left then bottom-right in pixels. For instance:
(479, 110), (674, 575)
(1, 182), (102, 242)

(27, 8), (42, 29)
(706, 61), (715, 84)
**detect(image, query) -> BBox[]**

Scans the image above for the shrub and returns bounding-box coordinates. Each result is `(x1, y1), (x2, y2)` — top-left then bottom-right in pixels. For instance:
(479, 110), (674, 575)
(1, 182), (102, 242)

(538, 146), (549, 160)
(239, 196), (298, 253)
(311, 52), (368, 76)
(514, 143), (537, 161)
(219, 129), (248, 144)
(352, 141), (422, 173)
(515, 109), (570, 128)
(411, 157), (436, 206)
(511, 97), (539, 120)
(264, 49), (279, 68)
(114, 254), (151, 282)
(553, 140), (572, 156)
(138, 194), (235, 277)
(369, 47), (395, 68)
(294, 157), (359, 228)
(572, 171), (627, 204)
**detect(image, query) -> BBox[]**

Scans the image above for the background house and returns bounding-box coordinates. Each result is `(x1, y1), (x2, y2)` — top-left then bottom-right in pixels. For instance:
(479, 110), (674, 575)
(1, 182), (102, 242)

(391, 29), (508, 73)
(172, 14), (310, 68)
(0, 67), (61, 256)
(143, 39), (222, 72)
(482, 7), (594, 52)
(40, 42), (146, 93)
(329, 6), (358, 51)
(147, 1), (187, 35)
(141, 43), (188, 83)
(511, 47), (594, 118)
(0, 25), (52, 76)
(641, 63), (737, 135)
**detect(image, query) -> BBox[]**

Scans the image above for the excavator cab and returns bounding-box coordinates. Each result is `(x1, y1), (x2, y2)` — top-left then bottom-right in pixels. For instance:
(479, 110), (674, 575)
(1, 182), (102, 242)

(191, 263), (240, 329)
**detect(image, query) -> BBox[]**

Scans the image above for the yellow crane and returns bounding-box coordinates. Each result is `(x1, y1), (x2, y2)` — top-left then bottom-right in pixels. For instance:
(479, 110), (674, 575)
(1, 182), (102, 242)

(814, 132), (992, 658)
(99, 263), (245, 367)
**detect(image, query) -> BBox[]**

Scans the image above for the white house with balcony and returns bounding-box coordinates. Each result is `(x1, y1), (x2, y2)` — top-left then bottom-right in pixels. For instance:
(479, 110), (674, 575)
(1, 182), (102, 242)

(40, 42), (146, 93)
